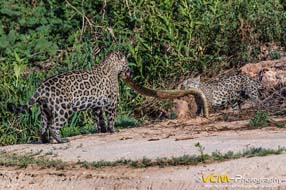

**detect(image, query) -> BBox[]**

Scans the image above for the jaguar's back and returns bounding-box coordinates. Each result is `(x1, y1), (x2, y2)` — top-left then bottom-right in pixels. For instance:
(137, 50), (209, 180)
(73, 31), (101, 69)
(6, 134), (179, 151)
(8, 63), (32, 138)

(181, 74), (261, 114)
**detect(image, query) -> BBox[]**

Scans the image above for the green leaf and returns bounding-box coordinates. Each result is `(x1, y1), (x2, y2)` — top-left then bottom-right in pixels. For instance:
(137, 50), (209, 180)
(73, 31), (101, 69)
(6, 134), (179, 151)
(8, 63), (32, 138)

(0, 35), (9, 48)
(8, 30), (16, 44)
(0, 8), (21, 17)
(13, 62), (27, 84)
(14, 51), (21, 63)
(34, 38), (58, 55)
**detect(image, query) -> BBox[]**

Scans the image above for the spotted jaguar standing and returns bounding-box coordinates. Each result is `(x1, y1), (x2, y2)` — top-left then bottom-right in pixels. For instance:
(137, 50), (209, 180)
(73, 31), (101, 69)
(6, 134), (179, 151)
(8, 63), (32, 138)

(180, 74), (262, 115)
(8, 51), (131, 143)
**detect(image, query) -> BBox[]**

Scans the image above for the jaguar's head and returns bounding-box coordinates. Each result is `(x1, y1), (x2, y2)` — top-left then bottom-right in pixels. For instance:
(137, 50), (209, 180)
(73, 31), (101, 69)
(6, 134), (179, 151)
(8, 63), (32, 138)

(104, 51), (131, 79)
(181, 76), (201, 89)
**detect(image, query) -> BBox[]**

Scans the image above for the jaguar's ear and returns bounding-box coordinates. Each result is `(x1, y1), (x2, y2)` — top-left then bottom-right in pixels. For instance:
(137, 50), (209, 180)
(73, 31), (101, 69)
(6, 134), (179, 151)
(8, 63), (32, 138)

(121, 56), (126, 62)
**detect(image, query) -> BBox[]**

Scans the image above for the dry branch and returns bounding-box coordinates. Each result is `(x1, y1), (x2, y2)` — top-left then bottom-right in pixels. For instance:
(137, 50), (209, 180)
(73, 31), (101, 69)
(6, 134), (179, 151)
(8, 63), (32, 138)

(260, 86), (286, 114)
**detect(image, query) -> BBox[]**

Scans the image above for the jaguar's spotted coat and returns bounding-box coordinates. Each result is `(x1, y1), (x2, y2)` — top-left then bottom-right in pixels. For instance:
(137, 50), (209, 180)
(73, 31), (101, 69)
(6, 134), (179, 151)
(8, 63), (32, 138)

(8, 52), (130, 143)
(180, 74), (262, 115)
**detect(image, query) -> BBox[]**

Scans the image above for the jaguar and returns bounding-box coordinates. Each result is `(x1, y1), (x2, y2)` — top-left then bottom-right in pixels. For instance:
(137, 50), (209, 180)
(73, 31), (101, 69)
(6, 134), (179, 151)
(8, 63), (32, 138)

(180, 74), (262, 115)
(8, 51), (131, 143)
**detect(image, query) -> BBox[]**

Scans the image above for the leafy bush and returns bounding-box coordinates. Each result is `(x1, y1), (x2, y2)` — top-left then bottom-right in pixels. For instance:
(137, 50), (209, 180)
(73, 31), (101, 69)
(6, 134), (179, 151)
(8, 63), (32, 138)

(249, 111), (270, 128)
(0, 0), (285, 144)
(115, 115), (139, 129)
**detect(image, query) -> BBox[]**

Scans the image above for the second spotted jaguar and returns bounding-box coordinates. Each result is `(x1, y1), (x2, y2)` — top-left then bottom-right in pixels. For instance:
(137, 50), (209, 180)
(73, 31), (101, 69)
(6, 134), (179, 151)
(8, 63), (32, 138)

(180, 74), (262, 115)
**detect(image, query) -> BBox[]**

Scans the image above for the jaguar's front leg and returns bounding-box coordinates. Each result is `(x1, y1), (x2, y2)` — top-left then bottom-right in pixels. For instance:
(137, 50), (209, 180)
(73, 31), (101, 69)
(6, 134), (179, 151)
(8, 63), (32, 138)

(105, 104), (117, 133)
(92, 107), (107, 133)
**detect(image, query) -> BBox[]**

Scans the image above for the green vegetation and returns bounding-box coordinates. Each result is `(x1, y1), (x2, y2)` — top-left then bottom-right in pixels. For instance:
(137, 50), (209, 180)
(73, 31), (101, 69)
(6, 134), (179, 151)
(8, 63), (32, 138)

(249, 111), (270, 128)
(249, 111), (285, 128)
(195, 142), (209, 162)
(0, 0), (286, 144)
(0, 146), (285, 169)
(0, 151), (67, 169)
(60, 114), (140, 137)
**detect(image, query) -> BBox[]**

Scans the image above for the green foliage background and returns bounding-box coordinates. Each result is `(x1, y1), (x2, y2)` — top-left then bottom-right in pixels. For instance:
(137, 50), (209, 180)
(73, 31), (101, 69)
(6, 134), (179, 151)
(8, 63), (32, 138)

(0, 0), (285, 144)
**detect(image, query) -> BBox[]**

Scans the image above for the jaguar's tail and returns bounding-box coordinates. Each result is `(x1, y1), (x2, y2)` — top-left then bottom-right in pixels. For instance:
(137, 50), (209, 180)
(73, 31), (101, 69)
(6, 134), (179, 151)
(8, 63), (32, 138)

(7, 90), (41, 114)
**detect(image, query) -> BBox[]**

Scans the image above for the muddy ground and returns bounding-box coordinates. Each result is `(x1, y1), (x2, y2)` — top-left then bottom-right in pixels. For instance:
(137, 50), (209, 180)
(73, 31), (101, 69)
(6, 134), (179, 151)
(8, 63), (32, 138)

(1, 113), (286, 190)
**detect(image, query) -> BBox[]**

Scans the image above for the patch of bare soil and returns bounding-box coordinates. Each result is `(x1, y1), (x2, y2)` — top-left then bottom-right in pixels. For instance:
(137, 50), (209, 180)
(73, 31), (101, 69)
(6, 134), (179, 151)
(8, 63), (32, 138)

(1, 114), (286, 189)
(1, 154), (286, 190)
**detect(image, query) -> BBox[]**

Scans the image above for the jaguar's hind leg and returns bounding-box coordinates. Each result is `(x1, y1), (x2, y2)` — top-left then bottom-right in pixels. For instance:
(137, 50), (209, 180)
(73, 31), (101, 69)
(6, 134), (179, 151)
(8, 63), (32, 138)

(231, 102), (242, 113)
(49, 115), (69, 143)
(246, 84), (262, 108)
(194, 95), (204, 116)
(49, 126), (69, 143)
(40, 105), (52, 143)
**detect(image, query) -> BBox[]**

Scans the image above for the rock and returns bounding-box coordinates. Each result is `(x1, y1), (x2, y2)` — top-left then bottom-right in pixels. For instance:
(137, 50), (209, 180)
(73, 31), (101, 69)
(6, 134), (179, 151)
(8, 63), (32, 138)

(172, 99), (190, 120)
(240, 57), (286, 89)
(172, 96), (198, 120)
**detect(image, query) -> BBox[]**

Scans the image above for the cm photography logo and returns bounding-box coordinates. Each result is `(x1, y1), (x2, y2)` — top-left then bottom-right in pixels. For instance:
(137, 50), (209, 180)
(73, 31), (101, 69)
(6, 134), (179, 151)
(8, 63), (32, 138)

(201, 174), (286, 185)
(202, 174), (230, 183)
